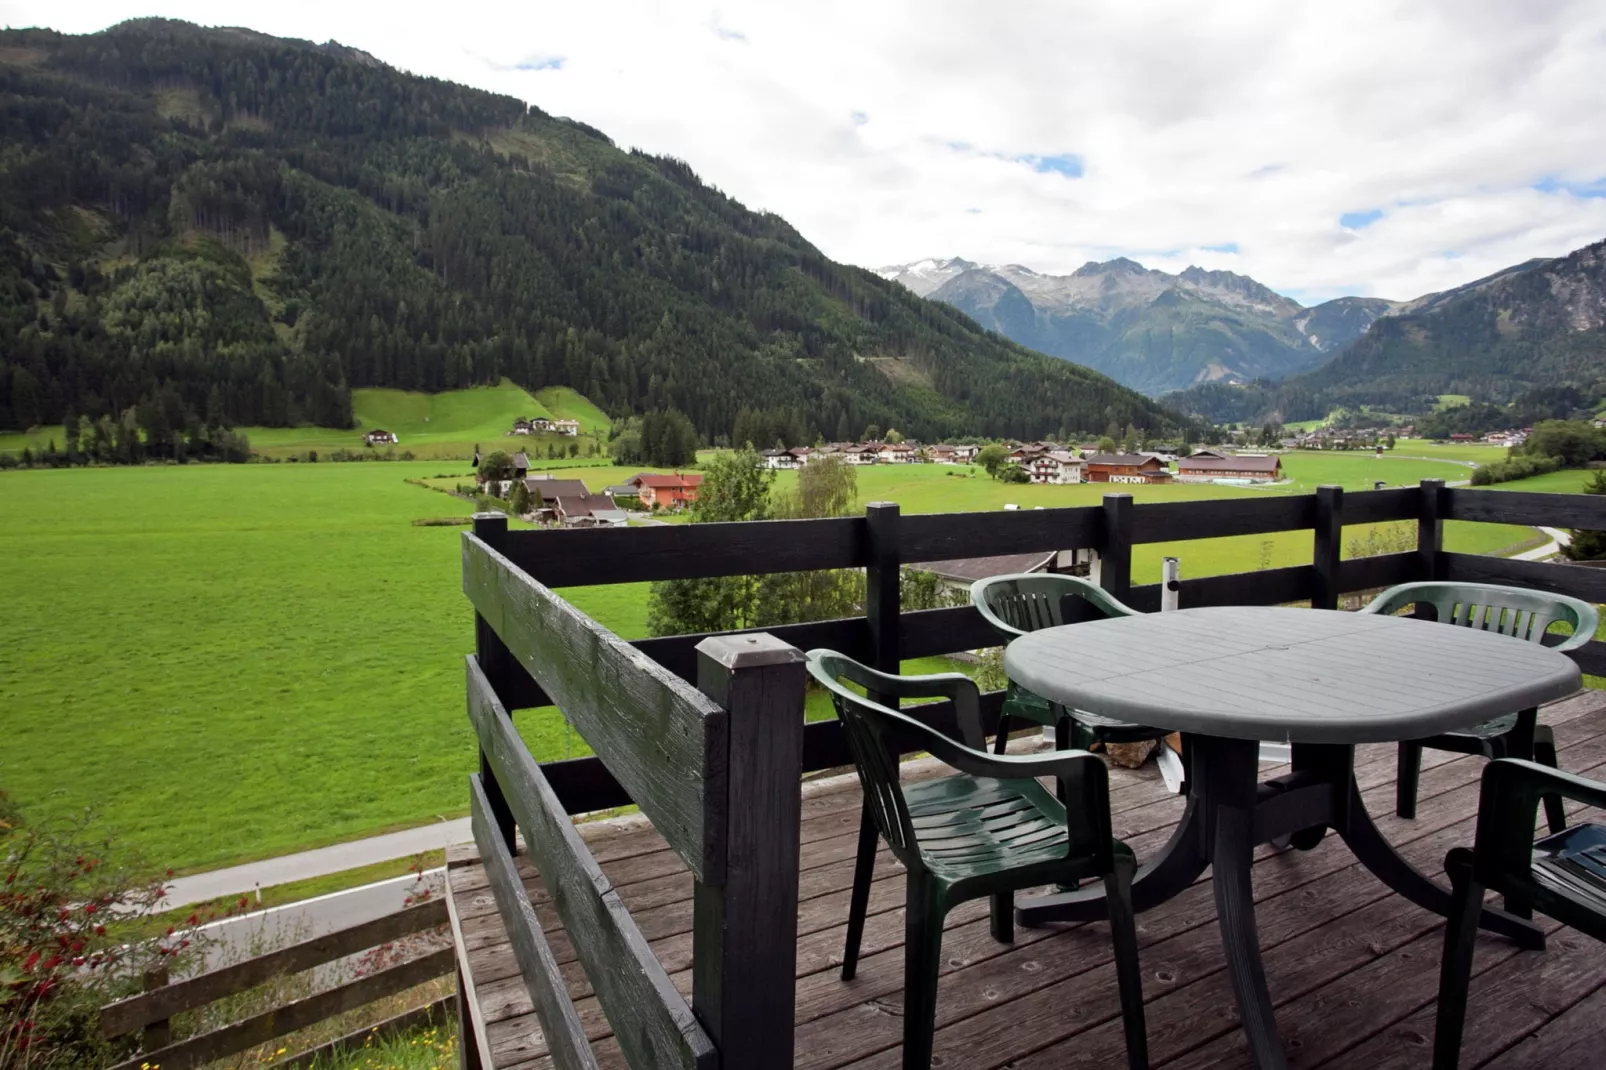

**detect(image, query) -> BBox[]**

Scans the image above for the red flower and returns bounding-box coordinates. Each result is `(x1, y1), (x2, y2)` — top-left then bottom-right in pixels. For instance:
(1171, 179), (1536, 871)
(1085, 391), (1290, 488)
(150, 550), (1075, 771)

(22, 951), (40, 972)
(82, 903), (96, 915)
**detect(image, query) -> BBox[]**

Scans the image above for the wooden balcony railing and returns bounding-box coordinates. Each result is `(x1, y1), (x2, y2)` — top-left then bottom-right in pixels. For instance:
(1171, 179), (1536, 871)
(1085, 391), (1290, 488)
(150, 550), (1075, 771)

(456, 477), (1606, 1069)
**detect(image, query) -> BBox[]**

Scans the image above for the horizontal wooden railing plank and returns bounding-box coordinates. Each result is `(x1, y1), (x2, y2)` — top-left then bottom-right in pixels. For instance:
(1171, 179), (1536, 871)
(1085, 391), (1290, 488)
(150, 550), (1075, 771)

(470, 773), (600, 1070)
(495, 516), (867, 586)
(1445, 488), (1606, 530)
(1441, 551), (1606, 604)
(1128, 563), (1316, 612)
(540, 754), (634, 816)
(468, 664), (716, 1070)
(463, 538), (724, 880)
(1131, 495), (1317, 544)
(634, 616), (868, 683)
(898, 605), (1000, 659)
(100, 900), (447, 1038)
(900, 506), (1102, 563)
(1568, 640), (1606, 678)
(106, 947), (455, 1070)
(1344, 487), (1423, 525)
(1337, 551), (1420, 594)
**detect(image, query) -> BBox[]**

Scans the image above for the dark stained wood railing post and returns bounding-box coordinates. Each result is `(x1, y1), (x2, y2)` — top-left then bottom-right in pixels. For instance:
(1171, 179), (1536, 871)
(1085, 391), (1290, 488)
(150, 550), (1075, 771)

(693, 633), (807, 1070)
(472, 512), (516, 852)
(141, 965), (171, 1053)
(864, 501), (902, 705)
(1419, 478), (1446, 583)
(1312, 484), (1344, 610)
(1099, 494), (1134, 604)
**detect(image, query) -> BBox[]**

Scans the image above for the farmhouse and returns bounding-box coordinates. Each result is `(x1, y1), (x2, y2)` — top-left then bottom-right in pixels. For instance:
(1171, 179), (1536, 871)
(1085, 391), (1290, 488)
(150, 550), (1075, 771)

(951, 444), (980, 463)
(1026, 451), (1084, 485)
(631, 472), (703, 509)
(1175, 451), (1284, 483)
(363, 429), (398, 445)
(552, 419), (581, 436)
(1083, 452), (1170, 484)
(878, 442), (918, 464)
(510, 417), (552, 435)
(912, 550), (1057, 599)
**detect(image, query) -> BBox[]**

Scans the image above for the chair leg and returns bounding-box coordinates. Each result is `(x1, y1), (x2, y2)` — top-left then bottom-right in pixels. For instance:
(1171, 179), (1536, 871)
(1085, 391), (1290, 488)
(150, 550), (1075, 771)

(1396, 741), (1423, 820)
(901, 876), (945, 1070)
(1533, 727), (1568, 834)
(841, 799), (879, 981)
(990, 892), (1013, 944)
(993, 713), (1012, 755)
(1104, 855), (1150, 1070)
(1433, 849), (1483, 1070)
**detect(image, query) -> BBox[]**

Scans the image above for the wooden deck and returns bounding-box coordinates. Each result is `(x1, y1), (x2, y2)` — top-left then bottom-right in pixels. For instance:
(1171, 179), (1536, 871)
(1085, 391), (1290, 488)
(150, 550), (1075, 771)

(447, 691), (1606, 1070)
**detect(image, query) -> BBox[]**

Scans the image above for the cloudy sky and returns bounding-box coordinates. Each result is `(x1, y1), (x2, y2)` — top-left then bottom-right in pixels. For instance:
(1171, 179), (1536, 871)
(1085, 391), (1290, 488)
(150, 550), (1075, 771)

(7, 0), (1606, 303)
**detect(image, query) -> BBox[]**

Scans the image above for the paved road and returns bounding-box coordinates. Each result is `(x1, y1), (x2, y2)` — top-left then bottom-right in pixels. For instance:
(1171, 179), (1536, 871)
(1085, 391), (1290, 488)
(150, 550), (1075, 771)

(163, 818), (470, 910)
(1515, 526), (1572, 562)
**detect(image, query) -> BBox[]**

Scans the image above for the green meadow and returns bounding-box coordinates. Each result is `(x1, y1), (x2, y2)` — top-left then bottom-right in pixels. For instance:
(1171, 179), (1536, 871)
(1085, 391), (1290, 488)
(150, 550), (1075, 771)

(0, 447), (1546, 873)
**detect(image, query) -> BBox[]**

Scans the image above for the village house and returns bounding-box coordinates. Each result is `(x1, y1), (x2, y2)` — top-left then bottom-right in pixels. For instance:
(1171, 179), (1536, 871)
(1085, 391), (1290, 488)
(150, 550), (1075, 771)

(1449, 433), (1476, 443)
(552, 419), (581, 436)
(844, 444), (881, 466)
(927, 445), (957, 464)
(878, 442), (919, 464)
(951, 444), (980, 463)
(1027, 450), (1084, 485)
(1083, 452), (1171, 484)
(631, 472), (704, 509)
(363, 429), (398, 445)
(1175, 451), (1284, 483)
(510, 417), (552, 435)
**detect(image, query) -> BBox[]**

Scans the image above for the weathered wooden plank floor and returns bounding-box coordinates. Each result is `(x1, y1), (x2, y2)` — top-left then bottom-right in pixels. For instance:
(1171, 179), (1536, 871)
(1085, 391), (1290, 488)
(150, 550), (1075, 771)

(448, 691), (1606, 1070)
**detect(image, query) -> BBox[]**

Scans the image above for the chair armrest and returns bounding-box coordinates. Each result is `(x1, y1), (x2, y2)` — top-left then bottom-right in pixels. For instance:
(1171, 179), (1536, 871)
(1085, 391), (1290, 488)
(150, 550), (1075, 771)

(1552, 623), (1597, 653)
(1358, 582), (1417, 616)
(1473, 758), (1606, 889)
(817, 656), (987, 749)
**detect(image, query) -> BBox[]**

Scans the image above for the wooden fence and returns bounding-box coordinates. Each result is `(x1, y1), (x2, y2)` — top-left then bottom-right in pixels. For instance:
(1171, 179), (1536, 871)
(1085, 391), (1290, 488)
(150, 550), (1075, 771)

(456, 478), (1606, 1068)
(99, 900), (451, 1070)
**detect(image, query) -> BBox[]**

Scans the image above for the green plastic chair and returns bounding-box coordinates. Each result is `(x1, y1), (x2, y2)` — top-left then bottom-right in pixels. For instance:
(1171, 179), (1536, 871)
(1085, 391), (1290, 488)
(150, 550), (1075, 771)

(1434, 758), (1606, 1069)
(971, 574), (1171, 754)
(1360, 581), (1597, 833)
(806, 649), (1149, 1070)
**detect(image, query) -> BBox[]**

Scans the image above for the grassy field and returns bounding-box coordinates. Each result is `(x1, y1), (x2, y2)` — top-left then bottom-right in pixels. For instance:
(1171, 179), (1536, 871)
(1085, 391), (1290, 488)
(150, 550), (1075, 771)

(0, 448), (1547, 875)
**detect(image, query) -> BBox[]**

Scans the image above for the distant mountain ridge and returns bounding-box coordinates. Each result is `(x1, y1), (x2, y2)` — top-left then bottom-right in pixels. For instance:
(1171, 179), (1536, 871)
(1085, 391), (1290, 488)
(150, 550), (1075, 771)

(1162, 237), (1606, 424)
(877, 257), (1397, 396)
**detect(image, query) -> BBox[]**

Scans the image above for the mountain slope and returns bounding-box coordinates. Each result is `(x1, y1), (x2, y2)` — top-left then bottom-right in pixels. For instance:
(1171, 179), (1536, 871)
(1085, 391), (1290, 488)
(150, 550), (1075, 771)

(1163, 238), (1606, 423)
(0, 19), (1186, 444)
(879, 257), (1397, 395)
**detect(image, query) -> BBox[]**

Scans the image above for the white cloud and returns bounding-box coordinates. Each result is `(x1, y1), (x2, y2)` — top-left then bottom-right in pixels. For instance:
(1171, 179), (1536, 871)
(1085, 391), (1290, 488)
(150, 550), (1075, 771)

(8, 0), (1606, 302)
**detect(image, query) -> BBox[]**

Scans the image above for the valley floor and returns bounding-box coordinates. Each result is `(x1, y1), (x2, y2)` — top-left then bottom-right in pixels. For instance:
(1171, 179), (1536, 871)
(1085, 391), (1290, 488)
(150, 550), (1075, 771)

(0, 449), (1556, 876)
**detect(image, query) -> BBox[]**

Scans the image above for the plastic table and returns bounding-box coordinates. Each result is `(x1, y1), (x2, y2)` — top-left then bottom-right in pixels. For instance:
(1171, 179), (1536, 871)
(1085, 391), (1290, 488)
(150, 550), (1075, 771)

(1003, 605), (1581, 1070)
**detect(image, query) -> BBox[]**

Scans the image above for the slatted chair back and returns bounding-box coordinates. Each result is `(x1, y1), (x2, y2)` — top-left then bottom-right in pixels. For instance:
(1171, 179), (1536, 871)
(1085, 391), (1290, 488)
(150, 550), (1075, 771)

(806, 651), (921, 862)
(971, 573), (1138, 640)
(1364, 581), (1598, 651)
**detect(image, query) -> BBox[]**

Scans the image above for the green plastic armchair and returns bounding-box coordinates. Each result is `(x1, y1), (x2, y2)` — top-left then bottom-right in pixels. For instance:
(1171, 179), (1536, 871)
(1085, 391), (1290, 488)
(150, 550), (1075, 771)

(1361, 581), (1597, 833)
(807, 649), (1149, 1070)
(1435, 759), (1606, 1069)
(971, 573), (1171, 754)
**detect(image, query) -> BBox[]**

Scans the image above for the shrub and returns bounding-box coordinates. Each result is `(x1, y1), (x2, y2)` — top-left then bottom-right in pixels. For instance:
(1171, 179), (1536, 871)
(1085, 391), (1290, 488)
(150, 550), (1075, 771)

(1469, 453), (1562, 485)
(2, 793), (199, 1069)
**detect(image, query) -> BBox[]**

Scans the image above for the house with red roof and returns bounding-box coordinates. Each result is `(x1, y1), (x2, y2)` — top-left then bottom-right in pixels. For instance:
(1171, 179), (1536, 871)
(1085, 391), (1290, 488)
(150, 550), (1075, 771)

(630, 472), (704, 510)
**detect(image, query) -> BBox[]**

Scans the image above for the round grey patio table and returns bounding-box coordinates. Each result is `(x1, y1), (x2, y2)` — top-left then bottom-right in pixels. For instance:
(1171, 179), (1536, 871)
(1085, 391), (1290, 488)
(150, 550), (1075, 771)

(1003, 605), (1581, 1070)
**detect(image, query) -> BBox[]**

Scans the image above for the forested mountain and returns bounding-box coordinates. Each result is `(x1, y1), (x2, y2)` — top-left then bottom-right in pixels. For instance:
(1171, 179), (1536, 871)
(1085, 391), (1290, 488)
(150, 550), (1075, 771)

(0, 20), (1186, 444)
(1164, 238), (1606, 423)
(877, 256), (1396, 395)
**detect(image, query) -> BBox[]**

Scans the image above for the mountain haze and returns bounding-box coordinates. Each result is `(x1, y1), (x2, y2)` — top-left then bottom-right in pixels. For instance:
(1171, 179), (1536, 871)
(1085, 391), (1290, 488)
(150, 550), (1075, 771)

(1163, 237), (1606, 424)
(878, 257), (1396, 396)
(0, 19), (1186, 444)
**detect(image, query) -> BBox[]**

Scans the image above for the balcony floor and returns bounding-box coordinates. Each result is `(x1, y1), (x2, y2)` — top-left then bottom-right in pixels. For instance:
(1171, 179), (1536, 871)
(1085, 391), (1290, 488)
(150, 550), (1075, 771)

(448, 690), (1606, 1070)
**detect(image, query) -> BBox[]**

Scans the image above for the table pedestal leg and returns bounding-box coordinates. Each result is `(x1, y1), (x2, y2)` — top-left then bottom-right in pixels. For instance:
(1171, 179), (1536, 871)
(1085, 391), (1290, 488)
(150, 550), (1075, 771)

(1214, 802), (1288, 1070)
(1333, 776), (1545, 950)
